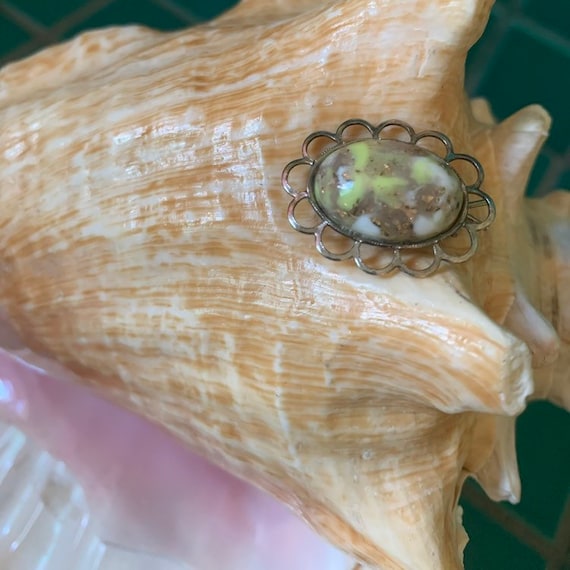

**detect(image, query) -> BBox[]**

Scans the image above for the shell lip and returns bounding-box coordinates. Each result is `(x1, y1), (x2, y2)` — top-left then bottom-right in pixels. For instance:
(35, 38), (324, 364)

(283, 119), (497, 277)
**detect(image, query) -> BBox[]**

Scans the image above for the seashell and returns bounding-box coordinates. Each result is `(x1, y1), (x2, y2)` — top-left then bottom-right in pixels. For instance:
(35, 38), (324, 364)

(0, 0), (568, 568)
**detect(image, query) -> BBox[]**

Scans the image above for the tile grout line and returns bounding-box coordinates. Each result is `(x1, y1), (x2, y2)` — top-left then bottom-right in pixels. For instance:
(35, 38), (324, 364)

(467, 1), (527, 94)
(467, 0), (568, 200)
(462, 483), (557, 561)
(0, 39), (48, 66)
(0, 2), (49, 36)
(507, 0), (570, 55)
(42, 0), (117, 36)
(537, 148), (569, 197)
(514, 15), (570, 56)
(528, 145), (564, 198)
(466, 4), (512, 95)
(0, 0), (117, 66)
(149, 0), (203, 25)
(0, 3), (50, 66)
(546, 496), (570, 570)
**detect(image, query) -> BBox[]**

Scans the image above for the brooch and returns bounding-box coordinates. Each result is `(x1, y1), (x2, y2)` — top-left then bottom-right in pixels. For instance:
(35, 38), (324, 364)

(282, 119), (496, 277)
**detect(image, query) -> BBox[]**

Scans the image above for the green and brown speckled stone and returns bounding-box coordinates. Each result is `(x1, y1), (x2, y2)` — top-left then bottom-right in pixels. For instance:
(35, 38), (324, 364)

(311, 139), (464, 244)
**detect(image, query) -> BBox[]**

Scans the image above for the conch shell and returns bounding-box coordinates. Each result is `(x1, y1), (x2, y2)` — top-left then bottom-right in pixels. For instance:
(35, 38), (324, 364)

(0, 0), (568, 568)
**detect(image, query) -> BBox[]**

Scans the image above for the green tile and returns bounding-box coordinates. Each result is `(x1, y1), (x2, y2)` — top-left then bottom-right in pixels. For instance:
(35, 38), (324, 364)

(461, 500), (546, 570)
(476, 26), (570, 154)
(466, 11), (502, 81)
(523, 0), (570, 40)
(558, 166), (570, 190)
(10, 0), (87, 26)
(0, 14), (31, 58)
(526, 152), (550, 196)
(172, 0), (238, 21)
(506, 402), (570, 537)
(64, 0), (186, 38)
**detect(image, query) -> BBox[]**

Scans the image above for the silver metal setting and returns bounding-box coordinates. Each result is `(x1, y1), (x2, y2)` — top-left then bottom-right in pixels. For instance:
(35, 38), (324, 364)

(282, 119), (496, 277)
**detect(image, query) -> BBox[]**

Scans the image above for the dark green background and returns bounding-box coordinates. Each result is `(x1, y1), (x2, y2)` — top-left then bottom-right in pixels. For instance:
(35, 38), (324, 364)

(0, 0), (568, 568)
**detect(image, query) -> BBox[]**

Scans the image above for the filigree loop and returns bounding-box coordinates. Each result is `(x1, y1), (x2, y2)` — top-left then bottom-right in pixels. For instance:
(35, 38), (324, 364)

(354, 243), (398, 275)
(287, 193), (322, 234)
(282, 158), (313, 196)
(301, 131), (339, 161)
(315, 224), (359, 261)
(396, 248), (443, 278)
(466, 187), (496, 230)
(448, 153), (485, 188)
(435, 225), (479, 263)
(412, 130), (455, 159)
(373, 120), (416, 142)
(335, 119), (375, 142)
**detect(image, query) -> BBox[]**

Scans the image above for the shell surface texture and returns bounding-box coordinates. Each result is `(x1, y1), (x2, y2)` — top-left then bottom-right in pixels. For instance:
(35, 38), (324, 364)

(0, 0), (568, 569)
